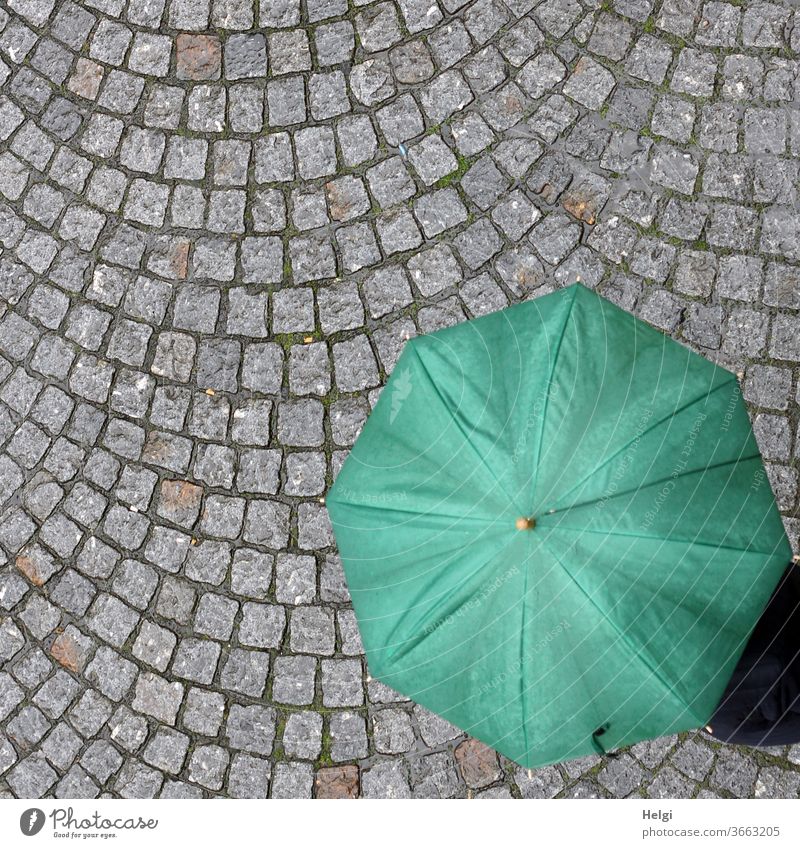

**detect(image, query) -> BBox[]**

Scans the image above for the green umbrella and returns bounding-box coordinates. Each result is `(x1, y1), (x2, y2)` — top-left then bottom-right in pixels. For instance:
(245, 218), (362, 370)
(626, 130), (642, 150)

(326, 283), (791, 768)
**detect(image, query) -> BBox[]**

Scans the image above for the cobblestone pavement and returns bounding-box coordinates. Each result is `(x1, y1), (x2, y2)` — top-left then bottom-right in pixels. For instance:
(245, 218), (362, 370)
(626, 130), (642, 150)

(1, 0), (800, 800)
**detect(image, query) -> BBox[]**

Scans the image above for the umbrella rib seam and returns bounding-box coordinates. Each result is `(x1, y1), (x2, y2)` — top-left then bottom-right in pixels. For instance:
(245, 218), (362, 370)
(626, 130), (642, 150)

(545, 453), (764, 517)
(408, 342), (523, 514)
(549, 374), (740, 512)
(539, 535), (707, 729)
(520, 286), (578, 761)
(527, 284), (579, 511)
(540, 523), (783, 558)
(520, 531), (532, 761)
(324, 498), (505, 524)
(380, 530), (523, 666)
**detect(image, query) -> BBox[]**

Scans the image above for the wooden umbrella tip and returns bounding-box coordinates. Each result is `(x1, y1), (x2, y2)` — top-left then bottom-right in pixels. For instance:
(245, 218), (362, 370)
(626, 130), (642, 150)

(516, 516), (536, 531)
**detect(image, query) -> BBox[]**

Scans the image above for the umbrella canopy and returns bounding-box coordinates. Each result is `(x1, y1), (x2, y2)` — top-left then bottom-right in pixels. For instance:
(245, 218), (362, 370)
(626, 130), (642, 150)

(326, 282), (791, 768)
